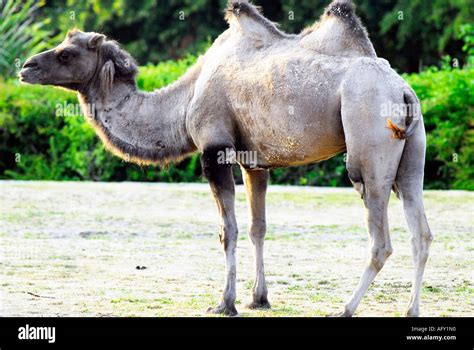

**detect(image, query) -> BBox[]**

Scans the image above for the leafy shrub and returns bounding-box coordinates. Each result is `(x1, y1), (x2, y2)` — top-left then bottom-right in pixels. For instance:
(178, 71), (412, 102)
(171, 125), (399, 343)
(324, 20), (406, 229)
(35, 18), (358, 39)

(0, 0), (52, 78)
(137, 55), (198, 91)
(404, 67), (474, 190)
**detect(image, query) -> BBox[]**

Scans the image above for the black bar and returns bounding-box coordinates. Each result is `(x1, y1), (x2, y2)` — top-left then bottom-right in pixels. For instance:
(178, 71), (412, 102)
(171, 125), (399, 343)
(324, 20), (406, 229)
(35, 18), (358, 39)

(0, 317), (472, 347)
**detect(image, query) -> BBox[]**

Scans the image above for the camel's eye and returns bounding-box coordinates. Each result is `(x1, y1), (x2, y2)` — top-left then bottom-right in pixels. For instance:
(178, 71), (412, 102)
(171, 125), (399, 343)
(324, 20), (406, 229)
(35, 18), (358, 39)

(58, 51), (70, 63)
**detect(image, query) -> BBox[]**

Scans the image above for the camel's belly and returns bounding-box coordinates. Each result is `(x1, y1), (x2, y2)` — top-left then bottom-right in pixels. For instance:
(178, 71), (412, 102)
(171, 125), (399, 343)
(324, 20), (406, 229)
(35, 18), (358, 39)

(225, 51), (347, 168)
(248, 145), (347, 169)
(237, 112), (346, 169)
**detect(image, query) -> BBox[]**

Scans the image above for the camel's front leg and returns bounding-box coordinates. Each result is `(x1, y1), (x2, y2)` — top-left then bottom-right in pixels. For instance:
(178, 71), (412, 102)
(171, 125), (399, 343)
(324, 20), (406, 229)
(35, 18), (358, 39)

(201, 145), (238, 316)
(242, 167), (270, 309)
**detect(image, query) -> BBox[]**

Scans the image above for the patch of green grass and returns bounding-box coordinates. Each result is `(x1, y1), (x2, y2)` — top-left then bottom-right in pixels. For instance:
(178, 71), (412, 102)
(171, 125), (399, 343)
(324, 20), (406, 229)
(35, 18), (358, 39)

(374, 292), (397, 303)
(175, 232), (193, 239)
(49, 255), (73, 260)
(79, 232), (110, 240)
(454, 281), (474, 294)
(110, 296), (174, 313)
(110, 297), (147, 304)
(290, 273), (305, 281)
(244, 280), (253, 290)
(63, 264), (77, 269)
(307, 225), (341, 234)
(23, 232), (44, 239)
(235, 194), (246, 203)
(255, 305), (301, 316)
(287, 284), (304, 292)
(424, 192), (474, 206)
(311, 293), (324, 302)
(311, 309), (327, 316)
(423, 285), (442, 293)
(311, 292), (344, 304)
(276, 280), (290, 285)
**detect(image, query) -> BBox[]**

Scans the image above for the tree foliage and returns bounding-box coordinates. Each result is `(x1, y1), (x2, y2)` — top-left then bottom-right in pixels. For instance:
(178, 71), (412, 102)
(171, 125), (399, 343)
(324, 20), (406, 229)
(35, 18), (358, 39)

(37, 0), (474, 72)
(0, 0), (51, 78)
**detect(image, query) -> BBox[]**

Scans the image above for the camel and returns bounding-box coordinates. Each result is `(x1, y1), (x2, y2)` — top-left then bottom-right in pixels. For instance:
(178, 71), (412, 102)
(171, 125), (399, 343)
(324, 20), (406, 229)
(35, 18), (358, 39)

(19, 0), (433, 317)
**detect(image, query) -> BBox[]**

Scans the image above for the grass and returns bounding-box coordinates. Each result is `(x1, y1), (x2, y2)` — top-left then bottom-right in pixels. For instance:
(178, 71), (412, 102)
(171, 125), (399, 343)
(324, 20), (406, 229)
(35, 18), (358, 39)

(1, 181), (472, 317)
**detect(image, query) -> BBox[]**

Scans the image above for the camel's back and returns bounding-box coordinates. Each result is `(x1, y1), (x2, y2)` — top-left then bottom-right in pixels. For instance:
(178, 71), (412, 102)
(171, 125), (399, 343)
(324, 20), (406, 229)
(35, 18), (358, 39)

(197, 32), (350, 167)
(187, 2), (384, 168)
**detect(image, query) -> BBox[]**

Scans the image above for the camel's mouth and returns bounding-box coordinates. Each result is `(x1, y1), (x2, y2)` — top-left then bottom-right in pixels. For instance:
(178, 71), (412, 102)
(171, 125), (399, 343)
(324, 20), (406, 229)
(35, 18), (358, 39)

(18, 67), (43, 84)
(19, 58), (48, 84)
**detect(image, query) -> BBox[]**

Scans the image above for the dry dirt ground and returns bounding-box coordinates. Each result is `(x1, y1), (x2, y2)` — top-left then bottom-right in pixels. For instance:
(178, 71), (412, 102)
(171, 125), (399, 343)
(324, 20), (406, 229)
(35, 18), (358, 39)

(0, 181), (472, 317)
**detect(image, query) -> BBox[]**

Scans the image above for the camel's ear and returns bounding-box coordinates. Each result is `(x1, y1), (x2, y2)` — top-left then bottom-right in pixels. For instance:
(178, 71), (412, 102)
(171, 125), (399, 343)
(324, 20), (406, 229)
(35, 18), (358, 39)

(100, 60), (115, 97)
(88, 34), (106, 50)
(101, 41), (138, 78)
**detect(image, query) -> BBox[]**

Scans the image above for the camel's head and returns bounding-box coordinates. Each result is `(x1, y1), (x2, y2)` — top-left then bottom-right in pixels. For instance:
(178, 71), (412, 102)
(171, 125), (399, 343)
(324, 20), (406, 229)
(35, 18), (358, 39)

(19, 29), (138, 92)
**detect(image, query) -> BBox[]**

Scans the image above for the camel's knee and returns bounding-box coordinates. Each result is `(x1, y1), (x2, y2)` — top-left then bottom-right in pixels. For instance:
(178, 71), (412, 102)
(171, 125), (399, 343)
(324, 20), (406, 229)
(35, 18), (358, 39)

(411, 230), (433, 262)
(423, 231), (434, 245)
(248, 219), (266, 243)
(219, 223), (238, 251)
(403, 197), (434, 254)
(347, 166), (365, 198)
(370, 245), (393, 271)
(417, 229), (434, 247)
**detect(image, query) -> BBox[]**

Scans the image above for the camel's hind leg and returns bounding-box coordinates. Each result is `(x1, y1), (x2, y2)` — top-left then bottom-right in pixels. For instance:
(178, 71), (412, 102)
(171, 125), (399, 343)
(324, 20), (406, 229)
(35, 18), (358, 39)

(338, 147), (404, 316)
(338, 175), (395, 317)
(241, 167), (270, 309)
(395, 122), (433, 317)
(337, 84), (406, 316)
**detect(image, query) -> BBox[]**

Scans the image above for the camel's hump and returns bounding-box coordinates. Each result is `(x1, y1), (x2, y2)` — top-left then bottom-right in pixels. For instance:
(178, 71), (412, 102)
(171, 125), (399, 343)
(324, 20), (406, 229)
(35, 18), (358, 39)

(225, 1), (295, 40)
(301, 0), (377, 58)
(224, 0), (376, 58)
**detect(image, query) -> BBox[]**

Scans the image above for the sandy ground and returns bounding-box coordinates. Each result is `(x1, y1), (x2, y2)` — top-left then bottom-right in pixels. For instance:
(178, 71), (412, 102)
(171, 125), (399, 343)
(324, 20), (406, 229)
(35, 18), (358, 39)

(0, 181), (472, 317)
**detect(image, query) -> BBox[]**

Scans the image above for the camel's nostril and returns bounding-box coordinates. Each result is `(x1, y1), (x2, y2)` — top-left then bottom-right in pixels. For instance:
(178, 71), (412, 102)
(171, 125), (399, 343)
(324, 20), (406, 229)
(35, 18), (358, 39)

(23, 60), (39, 69)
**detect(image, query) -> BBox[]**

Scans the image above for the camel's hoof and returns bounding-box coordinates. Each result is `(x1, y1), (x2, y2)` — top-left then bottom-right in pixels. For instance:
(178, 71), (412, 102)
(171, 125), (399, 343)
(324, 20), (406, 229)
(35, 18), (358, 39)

(206, 304), (238, 317)
(246, 300), (271, 310)
(405, 308), (419, 317)
(327, 310), (353, 317)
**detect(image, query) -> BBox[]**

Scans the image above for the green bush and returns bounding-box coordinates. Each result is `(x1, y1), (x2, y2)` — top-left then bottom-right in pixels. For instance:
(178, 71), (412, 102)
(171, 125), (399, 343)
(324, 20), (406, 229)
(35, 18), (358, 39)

(404, 67), (474, 190)
(0, 58), (472, 190)
(137, 55), (198, 91)
(0, 0), (52, 78)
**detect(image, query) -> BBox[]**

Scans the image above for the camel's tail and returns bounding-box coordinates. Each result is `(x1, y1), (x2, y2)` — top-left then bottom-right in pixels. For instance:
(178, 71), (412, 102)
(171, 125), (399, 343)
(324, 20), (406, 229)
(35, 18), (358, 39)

(386, 88), (421, 140)
(402, 88), (422, 138)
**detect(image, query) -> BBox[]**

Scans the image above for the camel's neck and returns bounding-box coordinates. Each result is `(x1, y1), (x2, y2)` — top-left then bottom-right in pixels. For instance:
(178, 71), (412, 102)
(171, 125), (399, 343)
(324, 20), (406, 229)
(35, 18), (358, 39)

(78, 62), (202, 165)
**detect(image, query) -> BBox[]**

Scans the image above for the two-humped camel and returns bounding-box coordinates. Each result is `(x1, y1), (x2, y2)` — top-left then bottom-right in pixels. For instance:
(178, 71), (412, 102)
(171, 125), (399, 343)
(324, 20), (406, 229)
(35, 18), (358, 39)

(19, 0), (433, 317)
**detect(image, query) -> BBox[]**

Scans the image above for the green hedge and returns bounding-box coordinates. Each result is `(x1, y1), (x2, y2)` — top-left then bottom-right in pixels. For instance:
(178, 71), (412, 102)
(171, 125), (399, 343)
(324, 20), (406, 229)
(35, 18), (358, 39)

(0, 59), (472, 189)
(404, 67), (473, 190)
